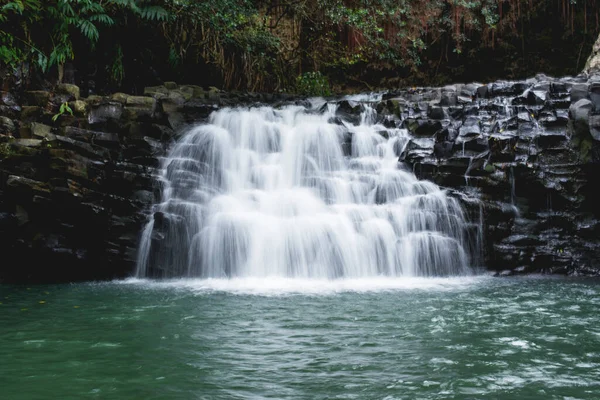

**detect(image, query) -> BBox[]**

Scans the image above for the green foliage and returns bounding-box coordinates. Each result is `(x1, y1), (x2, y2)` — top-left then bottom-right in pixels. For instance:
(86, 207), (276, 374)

(0, 0), (168, 80)
(109, 44), (125, 85)
(1, 0), (598, 91)
(52, 102), (74, 122)
(295, 72), (331, 96)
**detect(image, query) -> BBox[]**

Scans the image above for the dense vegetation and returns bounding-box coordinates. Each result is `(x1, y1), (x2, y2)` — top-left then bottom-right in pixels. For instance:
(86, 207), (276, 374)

(1, 0), (599, 94)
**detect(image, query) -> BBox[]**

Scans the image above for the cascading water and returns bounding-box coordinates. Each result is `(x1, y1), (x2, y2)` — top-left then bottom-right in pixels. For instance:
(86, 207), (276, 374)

(136, 97), (474, 279)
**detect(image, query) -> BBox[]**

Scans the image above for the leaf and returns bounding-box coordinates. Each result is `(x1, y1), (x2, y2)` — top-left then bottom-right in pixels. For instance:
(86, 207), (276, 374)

(89, 14), (114, 25)
(78, 20), (99, 42)
(139, 5), (169, 21)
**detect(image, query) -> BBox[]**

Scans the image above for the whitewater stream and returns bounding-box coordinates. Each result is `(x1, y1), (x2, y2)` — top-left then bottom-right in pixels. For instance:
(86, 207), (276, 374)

(137, 97), (476, 278)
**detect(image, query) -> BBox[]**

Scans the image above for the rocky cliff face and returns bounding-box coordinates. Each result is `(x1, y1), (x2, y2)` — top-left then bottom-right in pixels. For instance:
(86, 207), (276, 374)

(1, 75), (600, 283)
(0, 83), (290, 282)
(376, 74), (600, 276)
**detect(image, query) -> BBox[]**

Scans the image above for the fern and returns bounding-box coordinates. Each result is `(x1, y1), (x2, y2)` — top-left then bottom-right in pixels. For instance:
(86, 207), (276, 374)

(139, 5), (169, 21)
(78, 19), (99, 41)
(89, 14), (114, 25)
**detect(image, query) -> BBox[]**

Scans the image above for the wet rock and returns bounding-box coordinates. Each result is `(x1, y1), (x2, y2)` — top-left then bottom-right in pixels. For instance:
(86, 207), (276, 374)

(30, 123), (55, 141)
(428, 106), (445, 120)
(570, 83), (589, 103)
(570, 98), (592, 122)
(88, 102), (123, 124)
(589, 114), (600, 141)
(56, 84), (80, 100)
(144, 86), (169, 98)
(459, 117), (481, 138)
(63, 127), (120, 147)
(440, 86), (457, 106)
(404, 119), (443, 137)
(20, 106), (42, 123)
(70, 100), (87, 116)
(24, 91), (52, 107)
(126, 96), (155, 108)
(0, 116), (16, 136)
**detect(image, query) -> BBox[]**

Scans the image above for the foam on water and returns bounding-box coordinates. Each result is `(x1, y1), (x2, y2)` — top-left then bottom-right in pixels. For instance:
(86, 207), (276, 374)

(136, 96), (477, 280)
(119, 276), (489, 296)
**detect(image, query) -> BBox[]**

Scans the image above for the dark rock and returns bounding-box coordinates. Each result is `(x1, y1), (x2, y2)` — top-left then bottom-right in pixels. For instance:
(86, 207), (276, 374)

(88, 102), (123, 124)
(0, 116), (16, 136)
(63, 126), (121, 147)
(590, 82), (600, 111)
(56, 84), (80, 100)
(428, 106), (445, 120)
(440, 86), (457, 106)
(404, 119), (443, 137)
(24, 91), (52, 107)
(570, 83), (589, 103)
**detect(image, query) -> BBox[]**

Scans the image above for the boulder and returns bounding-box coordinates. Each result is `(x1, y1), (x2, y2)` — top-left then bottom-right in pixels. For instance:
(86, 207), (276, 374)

(144, 86), (169, 98)
(111, 93), (130, 104)
(24, 91), (52, 107)
(69, 100), (87, 116)
(30, 123), (55, 141)
(88, 102), (123, 124)
(570, 83), (589, 103)
(569, 98), (592, 122)
(126, 96), (155, 108)
(0, 116), (16, 136)
(56, 84), (80, 100)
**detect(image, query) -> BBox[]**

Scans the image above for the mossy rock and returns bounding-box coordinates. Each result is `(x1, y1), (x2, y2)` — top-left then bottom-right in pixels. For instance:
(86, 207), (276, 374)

(53, 115), (78, 128)
(484, 163), (496, 173)
(85, 95), (105, 106)
(20, 106), (43, 122)
(126, 96), (155, 108)
(24, 91), (52, 107)
(18, 125), (32, 139)
(144, 86), (169, 98)
(164, 81), (178, 90)
(6, 175), (51, 197)
(175, 87), (194, 101)
(15, 138), (43, 148)
(30, 123), (55, 141)
(167, 91), (187, 104)
(111, 93), (130, 104)
(206, 86), (220, 100)
(180, 85), (204, 98)
(56, 84), (80, 100)
(122, 107), (153, 121)
(0, 116), (16, 136)
(69, 100), (87, 116)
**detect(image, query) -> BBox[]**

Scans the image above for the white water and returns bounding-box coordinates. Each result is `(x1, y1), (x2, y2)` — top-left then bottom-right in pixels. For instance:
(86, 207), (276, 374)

(120, 276), (488, 296)
(136, 98), (473, 279)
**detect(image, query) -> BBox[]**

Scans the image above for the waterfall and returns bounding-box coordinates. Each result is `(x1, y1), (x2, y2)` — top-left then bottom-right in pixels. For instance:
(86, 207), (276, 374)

(136, 98), (474, 279)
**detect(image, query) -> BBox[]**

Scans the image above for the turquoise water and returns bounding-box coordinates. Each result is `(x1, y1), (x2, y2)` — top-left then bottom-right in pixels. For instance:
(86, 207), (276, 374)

(1, 276), (600, 399)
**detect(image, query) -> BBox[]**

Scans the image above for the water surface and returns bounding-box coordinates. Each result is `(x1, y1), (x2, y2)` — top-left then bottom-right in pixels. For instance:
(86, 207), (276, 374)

(1, 276), (600, 399)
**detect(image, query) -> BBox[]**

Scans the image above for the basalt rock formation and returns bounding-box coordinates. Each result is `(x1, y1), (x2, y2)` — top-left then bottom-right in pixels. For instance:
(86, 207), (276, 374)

(1, 75), (600, 282)
(377, 74), (600, 276)
(0, 84), (292, 282)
